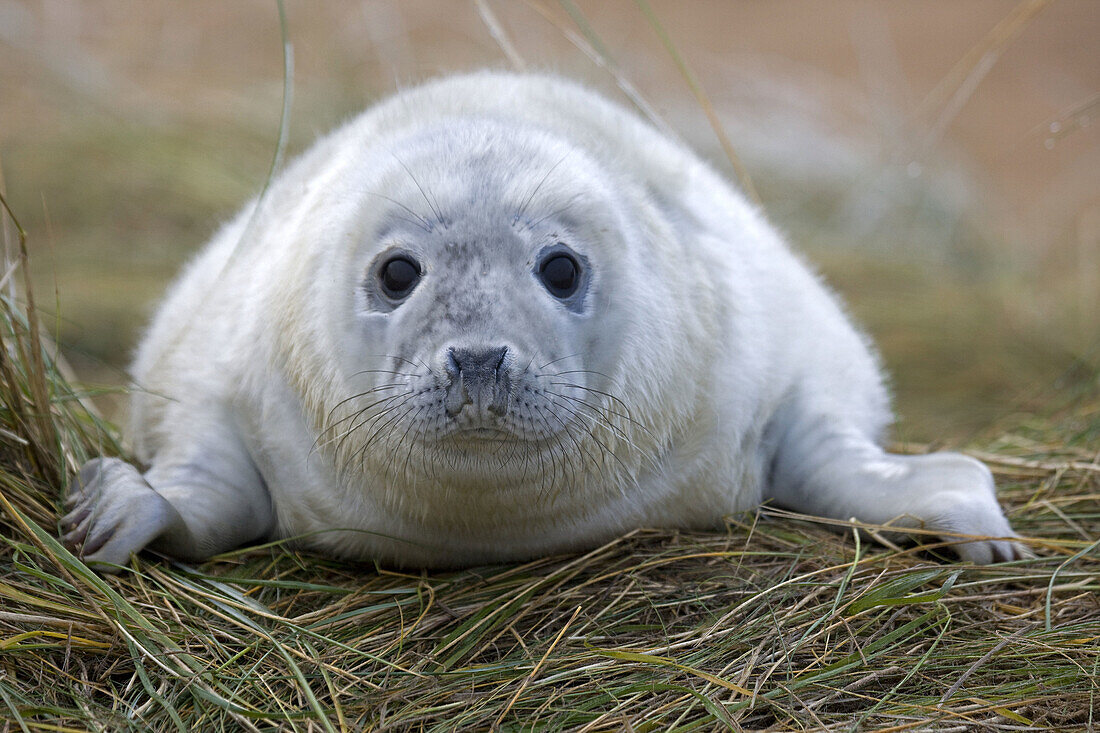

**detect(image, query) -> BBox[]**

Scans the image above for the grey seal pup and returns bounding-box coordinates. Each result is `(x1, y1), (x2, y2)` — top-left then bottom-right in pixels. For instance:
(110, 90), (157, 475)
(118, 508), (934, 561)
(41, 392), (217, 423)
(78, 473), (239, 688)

(61, 72), (1026, 570)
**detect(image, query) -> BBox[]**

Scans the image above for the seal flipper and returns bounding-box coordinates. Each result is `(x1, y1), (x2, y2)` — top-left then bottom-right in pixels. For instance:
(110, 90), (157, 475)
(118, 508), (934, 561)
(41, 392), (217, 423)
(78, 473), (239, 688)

(62, 430), (273, 572)
(62, 458), (185, 570)
(763, 408), (1029, 563)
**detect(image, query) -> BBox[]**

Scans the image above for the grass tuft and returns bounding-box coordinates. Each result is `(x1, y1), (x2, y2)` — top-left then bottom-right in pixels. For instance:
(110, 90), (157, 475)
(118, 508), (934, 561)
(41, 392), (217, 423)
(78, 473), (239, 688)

(1, 213), (1098, 729)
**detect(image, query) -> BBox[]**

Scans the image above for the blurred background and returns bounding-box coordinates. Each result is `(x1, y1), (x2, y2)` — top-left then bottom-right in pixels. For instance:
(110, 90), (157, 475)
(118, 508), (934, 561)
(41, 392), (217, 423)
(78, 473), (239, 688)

(1, 0), (1097, 443)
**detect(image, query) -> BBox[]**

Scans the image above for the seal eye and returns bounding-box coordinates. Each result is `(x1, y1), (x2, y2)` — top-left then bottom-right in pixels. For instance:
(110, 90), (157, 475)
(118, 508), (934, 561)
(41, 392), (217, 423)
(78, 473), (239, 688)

(380, 256), (421, 299)
(539, 253), (579, 299)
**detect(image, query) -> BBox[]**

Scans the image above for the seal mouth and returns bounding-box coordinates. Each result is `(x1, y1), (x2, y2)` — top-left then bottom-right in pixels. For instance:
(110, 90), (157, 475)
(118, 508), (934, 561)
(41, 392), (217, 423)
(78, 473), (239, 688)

(450, 426), (516, 442)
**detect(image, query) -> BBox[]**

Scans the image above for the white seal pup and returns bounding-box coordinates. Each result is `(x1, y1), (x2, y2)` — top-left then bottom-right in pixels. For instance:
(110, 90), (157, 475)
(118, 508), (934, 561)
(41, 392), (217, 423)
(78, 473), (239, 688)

(61, 72), (1026, 570)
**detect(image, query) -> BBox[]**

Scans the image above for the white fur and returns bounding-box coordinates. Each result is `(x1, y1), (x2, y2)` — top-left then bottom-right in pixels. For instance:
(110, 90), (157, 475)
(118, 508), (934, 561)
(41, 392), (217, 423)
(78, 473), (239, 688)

(62, 72), (1024, 569)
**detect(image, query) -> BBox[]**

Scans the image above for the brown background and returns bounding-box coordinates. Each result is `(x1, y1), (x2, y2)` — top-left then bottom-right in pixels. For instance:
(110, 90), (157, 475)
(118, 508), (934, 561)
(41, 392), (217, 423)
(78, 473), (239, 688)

(2, 0), (1097, 441)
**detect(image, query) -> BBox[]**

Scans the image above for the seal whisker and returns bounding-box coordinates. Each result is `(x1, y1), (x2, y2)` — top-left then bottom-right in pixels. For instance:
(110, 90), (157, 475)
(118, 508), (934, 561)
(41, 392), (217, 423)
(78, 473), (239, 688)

(518, 407), (556, 497)
(539, 353), (582, 371)
(362, 353), (434, 374)
(550, 368), (625, 389)
(392, 154), (443, 225)
(545, 390), (663, 476)
(346, 368), (419, 378)
(514, 151), (570, 225)
(536, 401), (605, 490)
(545, 390), (640, 448)
(547, 380), (651, 437)
(341, 401), (418, 484)
(412, 355), (441, 379)
(558, 412), (613, 494)
(319, 388), (409, 449)
(390, 213), (433, 233)
(323, 383), (408, 427)
(355, 397), (423, 464)
(528, 196), (582, 229)
(315, 390), (412, 457)
(531, 407), (573, 503)
(513, 427), (533, 486)
(333, 393), (418, 472)
(397, 404), (430, 483)
(547, 380), (634, 421)
(527, 406), (565, 496)
(364, 191), (432, 232)
(541, 393), (633, 480)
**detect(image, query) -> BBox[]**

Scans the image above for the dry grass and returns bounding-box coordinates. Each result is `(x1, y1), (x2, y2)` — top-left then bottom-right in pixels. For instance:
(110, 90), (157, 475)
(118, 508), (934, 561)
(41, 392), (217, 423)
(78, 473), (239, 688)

(2, 217), (1098, 730)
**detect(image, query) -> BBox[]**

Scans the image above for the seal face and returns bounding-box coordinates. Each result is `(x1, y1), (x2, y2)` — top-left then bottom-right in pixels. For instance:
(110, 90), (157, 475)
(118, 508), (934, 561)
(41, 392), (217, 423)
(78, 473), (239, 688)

(323, 120), (644, 515)
(62, 72), (1028, 571)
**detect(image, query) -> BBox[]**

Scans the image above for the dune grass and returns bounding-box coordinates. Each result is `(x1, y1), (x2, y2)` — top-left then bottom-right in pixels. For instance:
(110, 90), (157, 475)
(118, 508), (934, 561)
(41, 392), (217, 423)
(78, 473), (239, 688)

(2, 214), (1099, 730)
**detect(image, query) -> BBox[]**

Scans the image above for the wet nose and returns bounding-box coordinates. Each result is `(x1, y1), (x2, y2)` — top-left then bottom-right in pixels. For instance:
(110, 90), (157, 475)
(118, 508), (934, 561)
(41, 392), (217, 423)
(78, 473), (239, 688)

(444, 346), (510, 418)
(447, 346), (508, 381)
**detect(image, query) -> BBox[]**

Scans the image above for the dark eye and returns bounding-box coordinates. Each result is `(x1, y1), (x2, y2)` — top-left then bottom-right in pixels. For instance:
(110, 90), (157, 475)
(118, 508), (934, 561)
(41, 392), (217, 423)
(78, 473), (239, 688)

(539, 253), (579, 299)
(380, 256), (421, 299)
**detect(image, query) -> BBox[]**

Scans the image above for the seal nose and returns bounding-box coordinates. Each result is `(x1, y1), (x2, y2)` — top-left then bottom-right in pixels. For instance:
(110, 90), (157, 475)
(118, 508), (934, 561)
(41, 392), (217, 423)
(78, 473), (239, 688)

(444, 346), (510, 418)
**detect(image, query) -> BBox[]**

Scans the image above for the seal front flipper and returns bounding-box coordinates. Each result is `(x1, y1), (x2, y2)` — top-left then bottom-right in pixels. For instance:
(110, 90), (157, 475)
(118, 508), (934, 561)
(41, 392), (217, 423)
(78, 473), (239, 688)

(62, 458), (185, 570)
(62, 433), (273, 572)
(764, 408), (1029, 564)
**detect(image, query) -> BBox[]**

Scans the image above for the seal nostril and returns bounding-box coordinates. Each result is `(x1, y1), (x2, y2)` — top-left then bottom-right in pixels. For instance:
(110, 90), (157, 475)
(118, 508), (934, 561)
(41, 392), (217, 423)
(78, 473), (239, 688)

(449, 346), (509, 379)
(492, 346), (508, 374)
(445, 347), (461, 379)
(444, 346), (511, 418)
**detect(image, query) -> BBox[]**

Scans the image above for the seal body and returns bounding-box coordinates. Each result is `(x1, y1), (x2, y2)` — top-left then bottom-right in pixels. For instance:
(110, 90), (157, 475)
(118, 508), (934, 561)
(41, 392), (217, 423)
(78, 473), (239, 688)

(62, 72), (1024, 568)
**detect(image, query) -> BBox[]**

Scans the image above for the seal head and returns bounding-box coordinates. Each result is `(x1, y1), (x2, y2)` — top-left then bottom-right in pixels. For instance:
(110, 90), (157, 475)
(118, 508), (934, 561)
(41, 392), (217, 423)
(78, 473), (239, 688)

(309, 118), (663, 515)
